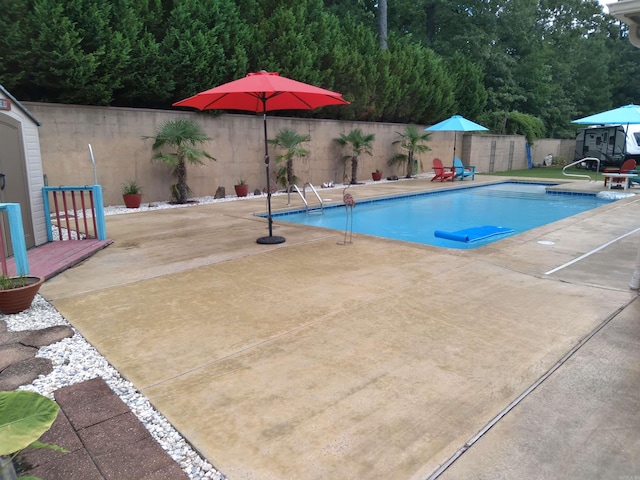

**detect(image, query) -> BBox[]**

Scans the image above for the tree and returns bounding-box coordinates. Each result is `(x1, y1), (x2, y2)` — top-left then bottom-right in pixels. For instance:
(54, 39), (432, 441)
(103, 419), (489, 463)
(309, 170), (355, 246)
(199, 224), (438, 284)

(268, 129), (311, 190)
(162, 0), (250, 101)
(389, 125), (432, 177)
(446, 53), (488, 119)
(25, 0), (101, 103)
(0, 0), (31, 92)
(326, 14), (382, 121)
(147, 119), (216, 204)
(483, 111), (545, 144)
(379, 36), (455, 123)
(378, 0), (388, 49)
(110, 0), (174, 107)
(335, 129), (375, 184)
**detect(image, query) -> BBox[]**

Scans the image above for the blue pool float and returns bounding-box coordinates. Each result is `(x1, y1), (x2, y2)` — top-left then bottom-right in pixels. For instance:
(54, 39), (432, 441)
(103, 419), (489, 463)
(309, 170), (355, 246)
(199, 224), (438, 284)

(434, 226), (514, 243)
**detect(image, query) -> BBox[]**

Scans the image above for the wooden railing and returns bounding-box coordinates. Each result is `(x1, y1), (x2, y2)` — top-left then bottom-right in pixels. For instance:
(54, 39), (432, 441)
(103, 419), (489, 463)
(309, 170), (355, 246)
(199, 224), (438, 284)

(43, 185), (107, 241)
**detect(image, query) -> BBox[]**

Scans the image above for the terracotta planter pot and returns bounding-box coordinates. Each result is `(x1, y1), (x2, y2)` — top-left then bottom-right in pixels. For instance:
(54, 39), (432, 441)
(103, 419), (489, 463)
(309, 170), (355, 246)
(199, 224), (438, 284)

(0, 276), (44, 314)
(234, 184), (249, 197)
(372, 171), (383, 181)
(123, 193), (142, 208)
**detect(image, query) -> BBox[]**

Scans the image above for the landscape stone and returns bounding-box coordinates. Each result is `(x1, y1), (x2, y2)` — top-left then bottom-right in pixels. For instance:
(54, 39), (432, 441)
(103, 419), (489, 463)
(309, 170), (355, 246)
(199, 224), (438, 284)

(0, 328), (30, 346)
(20, 325), (74, 347)
(0, 357), (53, 390)
(0, 343), (37, 370)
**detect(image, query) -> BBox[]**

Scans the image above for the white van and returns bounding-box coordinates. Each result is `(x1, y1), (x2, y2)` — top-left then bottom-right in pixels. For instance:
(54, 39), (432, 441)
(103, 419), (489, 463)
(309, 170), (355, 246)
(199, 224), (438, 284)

(574, 124), (640, 170)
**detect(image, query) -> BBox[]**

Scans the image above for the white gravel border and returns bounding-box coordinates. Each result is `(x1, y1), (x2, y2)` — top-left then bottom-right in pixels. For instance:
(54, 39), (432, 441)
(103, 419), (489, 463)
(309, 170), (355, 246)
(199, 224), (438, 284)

(5, 297), (224, 480)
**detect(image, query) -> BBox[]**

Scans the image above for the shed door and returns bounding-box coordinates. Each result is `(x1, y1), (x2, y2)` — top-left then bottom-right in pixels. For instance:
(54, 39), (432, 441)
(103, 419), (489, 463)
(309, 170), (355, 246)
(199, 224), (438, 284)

(0, 114), (35, 255)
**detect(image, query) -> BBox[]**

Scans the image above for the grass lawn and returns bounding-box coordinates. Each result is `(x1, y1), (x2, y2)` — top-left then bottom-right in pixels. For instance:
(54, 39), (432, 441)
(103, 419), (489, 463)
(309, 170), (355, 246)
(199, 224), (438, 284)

(483, 166), (605, 181)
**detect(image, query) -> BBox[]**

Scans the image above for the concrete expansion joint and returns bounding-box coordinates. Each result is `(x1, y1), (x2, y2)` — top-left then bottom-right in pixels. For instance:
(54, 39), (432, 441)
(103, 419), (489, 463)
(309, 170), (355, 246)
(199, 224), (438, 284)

(425, 297), (637, 480)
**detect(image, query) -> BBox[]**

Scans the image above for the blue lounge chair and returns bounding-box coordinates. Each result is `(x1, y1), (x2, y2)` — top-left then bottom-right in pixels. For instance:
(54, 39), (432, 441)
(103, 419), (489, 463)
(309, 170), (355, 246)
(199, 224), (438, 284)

(453, 157), (476, 181)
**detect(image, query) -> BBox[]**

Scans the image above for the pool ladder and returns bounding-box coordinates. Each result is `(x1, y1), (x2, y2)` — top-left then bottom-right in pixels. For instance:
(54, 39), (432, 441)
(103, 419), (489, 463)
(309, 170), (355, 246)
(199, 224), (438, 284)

(292, 183), (324, 214)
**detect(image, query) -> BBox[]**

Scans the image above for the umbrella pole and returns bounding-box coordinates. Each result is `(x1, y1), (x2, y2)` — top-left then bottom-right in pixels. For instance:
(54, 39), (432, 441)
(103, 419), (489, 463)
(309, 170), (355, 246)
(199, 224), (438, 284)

(453, 131), (457, 162)
(257, 109), (285, 245)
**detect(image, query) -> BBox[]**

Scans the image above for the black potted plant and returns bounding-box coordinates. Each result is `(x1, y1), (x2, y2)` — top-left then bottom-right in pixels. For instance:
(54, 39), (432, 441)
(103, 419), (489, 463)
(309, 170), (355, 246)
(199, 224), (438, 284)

(122, 180), (143, 208)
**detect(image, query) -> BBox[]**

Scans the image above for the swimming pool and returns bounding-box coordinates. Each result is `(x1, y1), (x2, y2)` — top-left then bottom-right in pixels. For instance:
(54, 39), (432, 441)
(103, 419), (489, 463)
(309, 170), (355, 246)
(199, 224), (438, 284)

(271, 182), (614, 249)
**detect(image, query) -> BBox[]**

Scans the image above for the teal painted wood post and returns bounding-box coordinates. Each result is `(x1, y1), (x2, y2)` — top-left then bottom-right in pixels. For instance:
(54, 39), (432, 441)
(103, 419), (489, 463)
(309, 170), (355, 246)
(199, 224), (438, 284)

(0, 203), (29, 275)
(42, 187), (53, 241)
(92, 185), (107, 240)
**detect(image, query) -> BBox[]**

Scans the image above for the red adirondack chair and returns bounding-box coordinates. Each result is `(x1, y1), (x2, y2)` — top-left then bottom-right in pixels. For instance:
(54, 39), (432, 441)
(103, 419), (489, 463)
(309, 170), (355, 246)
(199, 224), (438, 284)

(431, 158), (455, 182)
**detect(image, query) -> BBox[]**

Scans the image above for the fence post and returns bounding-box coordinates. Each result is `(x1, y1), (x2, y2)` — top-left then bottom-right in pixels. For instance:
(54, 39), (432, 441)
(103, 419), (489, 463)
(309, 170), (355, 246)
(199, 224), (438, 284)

(42, 187), (53, 242)
(0, 203), (29, 275)
(92, 185), (107, 241)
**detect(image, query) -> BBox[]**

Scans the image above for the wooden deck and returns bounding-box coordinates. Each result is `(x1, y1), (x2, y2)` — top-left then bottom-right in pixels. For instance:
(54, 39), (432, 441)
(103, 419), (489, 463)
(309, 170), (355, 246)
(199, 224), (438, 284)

(6, 239), (113, 279)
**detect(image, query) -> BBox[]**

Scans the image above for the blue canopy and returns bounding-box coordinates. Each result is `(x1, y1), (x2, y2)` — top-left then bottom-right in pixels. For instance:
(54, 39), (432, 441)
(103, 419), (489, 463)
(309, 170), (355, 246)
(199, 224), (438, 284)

(572, 104), (640, 125)
(425, 115), (489, 132)
(425, 115), (488, 162)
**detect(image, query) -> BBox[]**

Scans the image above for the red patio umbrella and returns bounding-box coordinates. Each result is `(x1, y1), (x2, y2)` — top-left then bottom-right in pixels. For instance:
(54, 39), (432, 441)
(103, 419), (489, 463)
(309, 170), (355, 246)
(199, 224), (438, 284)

(173, 71), (349, 244)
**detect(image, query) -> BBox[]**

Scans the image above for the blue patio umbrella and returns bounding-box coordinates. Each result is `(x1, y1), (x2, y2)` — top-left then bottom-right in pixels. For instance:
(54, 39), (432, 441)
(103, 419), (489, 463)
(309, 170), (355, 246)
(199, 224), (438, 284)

(572, 104), (640, 125)
(425, 115), (489, 161)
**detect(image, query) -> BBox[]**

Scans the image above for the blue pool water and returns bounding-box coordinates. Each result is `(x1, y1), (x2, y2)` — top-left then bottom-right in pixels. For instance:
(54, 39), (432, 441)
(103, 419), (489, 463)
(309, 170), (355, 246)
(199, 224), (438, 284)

(271, 182), (613, 249)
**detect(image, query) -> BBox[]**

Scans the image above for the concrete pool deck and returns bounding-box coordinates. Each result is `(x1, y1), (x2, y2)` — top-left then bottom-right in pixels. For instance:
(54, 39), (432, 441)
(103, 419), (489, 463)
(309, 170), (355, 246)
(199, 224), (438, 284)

(40, 175), (640, 479)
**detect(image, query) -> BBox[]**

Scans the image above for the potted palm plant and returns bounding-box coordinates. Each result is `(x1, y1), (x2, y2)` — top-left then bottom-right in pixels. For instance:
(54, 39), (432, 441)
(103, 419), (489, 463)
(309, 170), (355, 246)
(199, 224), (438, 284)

(335, 129), (375, 184)
(122, 180), (143, 208)
(234, 179), (249, 197)
(0, 274), (45, 314)
(268, 128), (311, 192)
(145, 119), (216, 204)
(389, 125), (432, 178)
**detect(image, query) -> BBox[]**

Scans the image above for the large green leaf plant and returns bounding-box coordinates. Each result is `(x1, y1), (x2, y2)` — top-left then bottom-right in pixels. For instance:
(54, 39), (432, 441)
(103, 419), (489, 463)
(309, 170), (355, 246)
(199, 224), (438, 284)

(0, 390), (67, 479)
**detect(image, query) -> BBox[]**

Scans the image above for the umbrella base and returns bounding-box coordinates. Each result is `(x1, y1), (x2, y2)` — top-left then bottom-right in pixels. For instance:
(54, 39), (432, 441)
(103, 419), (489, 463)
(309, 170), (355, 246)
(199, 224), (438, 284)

(257, 235), (286, 245)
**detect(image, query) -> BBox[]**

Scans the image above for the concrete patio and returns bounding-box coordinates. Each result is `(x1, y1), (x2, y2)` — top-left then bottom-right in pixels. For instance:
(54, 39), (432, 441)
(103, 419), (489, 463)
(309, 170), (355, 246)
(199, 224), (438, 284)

(40, 175), (640, 479)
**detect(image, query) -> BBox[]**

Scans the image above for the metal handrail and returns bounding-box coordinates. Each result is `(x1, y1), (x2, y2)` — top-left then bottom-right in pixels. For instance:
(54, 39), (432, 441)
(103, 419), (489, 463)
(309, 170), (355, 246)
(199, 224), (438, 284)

(291, 183), (323, 213)
(292, 184), (308, 209)
(562, 157), (600, 182)
(303, 183), (323, 213)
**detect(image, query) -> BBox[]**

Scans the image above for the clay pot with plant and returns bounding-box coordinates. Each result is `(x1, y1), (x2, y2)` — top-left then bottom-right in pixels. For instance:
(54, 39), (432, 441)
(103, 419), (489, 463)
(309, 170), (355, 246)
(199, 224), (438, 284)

(0, 274), (45, 315)
(372, 169), (383, 181)
(234, 179), (249, 197)
(122, 180), (143, 208)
